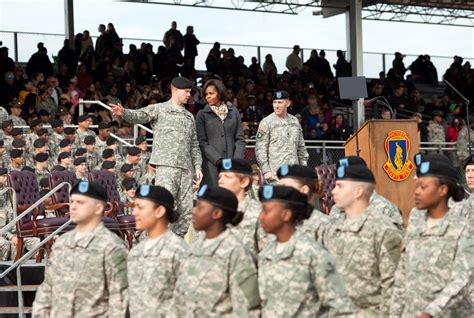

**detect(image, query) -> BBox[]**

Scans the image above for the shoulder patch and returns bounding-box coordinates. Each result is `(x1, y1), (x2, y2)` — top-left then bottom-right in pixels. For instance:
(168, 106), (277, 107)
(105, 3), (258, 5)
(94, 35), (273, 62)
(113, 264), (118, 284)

(257, 122), (268, 134)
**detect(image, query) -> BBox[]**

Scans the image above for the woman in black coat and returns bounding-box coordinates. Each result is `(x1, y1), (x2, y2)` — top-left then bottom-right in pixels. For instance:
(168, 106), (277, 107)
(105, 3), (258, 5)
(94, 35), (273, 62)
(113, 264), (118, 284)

(196, 79), (246, 186)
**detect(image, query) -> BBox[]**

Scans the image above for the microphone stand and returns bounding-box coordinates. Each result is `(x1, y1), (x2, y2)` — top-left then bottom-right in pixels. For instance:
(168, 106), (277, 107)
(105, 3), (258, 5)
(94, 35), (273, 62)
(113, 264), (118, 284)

(444, 79), (472, 156)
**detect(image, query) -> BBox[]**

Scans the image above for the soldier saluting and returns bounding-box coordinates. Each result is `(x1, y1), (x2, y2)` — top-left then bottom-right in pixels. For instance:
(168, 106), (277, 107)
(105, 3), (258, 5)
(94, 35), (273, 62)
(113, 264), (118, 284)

(109, 77), (203, 237)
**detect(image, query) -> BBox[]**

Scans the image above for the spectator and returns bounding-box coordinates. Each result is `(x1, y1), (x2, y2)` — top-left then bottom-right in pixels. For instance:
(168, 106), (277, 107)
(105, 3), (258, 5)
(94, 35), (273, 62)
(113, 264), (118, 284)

(327, 114), (352, 141)
(79, 30), (96, 71)
(390, 52), (406, 82)
(163, 21), (183, 51)
(334, 50), (351, 78)
(25, 43), (54, 78)
(389, 84), (408, 117)
(248, 57), (263, 81)
(107, 22), (122, 52)
(407, 89), (425, 113)
(205, 42), (221, 74)
(95, 24), (113, 60)
(0, 71), (17, 108)
(318, 50), (333, 80)
(286, 45), (303, 73)
(183, 25), (200, 70)
(301, 94), (322, 138)
(0, 47), (15, 79)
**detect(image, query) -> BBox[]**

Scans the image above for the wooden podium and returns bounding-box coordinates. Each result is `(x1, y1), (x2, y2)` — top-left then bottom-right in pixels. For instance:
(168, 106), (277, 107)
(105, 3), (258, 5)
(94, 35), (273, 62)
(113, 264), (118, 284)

(344, 119), (419, 224)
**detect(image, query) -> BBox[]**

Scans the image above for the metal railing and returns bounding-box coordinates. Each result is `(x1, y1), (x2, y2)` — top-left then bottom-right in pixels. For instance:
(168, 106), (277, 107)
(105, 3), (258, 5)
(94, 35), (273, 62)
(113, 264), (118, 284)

(2, 29), (474, 78)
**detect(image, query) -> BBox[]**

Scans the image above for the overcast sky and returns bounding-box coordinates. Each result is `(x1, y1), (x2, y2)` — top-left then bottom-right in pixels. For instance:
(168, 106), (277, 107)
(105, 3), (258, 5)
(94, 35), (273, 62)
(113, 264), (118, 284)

(1, 0), (473, 77)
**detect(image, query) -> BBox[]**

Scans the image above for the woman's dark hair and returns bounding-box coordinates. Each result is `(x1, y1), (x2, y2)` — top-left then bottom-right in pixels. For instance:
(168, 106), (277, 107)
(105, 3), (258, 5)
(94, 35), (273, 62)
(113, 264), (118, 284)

(221, 209), (244, 227)
(152, 202), (179, 223)
(292, 178), (323, 202)
(438, 176), (465, 202)
(203, 79), (226, 103)
(283, 201), (313, 224)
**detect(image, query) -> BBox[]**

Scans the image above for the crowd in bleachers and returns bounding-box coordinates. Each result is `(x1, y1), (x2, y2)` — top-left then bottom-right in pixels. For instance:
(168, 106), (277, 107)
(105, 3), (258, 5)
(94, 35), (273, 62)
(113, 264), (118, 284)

(0, 21), (472, 144)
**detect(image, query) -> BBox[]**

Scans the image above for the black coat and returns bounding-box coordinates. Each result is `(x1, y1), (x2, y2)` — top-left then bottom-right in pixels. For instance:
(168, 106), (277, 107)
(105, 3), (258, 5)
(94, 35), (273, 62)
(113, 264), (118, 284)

(196, 105), (246, 186)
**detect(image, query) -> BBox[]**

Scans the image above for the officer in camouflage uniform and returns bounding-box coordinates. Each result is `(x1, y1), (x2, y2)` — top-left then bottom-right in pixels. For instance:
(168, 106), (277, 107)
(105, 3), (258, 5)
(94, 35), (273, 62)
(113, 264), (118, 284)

(456, 116), (473, 166)
(277, 164), (331, 242)
(34, 153), (50, 185)
(128, 185), (188, 317)
(110, 77), (203, 237)
(258, 185), (354, 316)
(322, 164), (402, 317)
(217, 158), (271, 256)
(170, 185), (260, 316)
(9, 99), (27, 127)
(74, 114), (96, 149)
(390, 154), (473, 317)
(255, 90), (308, 183)
(427, 110), (446, 151)
(329, 157), (404, 231)
(32, 181), (128, 317)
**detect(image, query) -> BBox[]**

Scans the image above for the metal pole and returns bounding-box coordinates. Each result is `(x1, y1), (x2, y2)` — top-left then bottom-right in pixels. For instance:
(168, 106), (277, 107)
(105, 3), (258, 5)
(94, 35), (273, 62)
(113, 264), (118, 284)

(13, 32), (18, 63)
(346, 0), (364, 76)
(257, 46), (261, 66)
(382, 53), (386, 74)
(64, 0), (75, 48)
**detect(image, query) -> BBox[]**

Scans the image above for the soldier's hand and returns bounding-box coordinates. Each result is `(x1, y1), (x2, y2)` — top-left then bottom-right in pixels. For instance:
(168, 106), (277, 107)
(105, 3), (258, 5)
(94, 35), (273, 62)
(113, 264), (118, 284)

(109, 103), (125, 117)
(11, 236), (18, 246)
(263, 171), (274, 181)
(418, 314), (433, 318)
(195, 169), (203, 186)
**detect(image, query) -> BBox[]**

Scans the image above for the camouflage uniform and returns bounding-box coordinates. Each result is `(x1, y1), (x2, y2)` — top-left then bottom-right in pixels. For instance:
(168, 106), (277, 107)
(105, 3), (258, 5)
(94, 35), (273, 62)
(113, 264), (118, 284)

(322, 206), (402, 317)
(0, 201), (11, 261)
(95, 138), (108, 160)
(49, 132), (64, 158)
(456, 126), (473, 163)
(119, 192), (134, 215)
(138, 151), (150, 171)
(229, 195), (271, 256)
(74, 128), (96, 149)
(170, 230), (260, 316)
(86, 151), (100, 172)
(330, 192), (404, 231)
(259, 231), (354, 316)
(427, 121), (445, 144)
(35, 168), (50, 185)
(0, 151), (9, 168)
(255, 113), (308, 178)
(127, 230), (188, 317)
(390, 210), (473, 317)
(299, 208), (331, 242)
(32, 222), (129, 317)
(138, 173), (155, 185)
(122, 101), (202, 237)
(10, 115), (27, 127)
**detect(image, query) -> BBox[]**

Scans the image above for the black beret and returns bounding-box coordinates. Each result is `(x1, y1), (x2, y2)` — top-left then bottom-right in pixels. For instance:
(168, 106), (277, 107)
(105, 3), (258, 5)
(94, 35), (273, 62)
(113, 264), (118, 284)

(71, 180), (107, 202)
(39, 178), (49, 188)
(136, 184), (175, 211)
(258, 184), (308, 207)
(51, 165), (66, 172)
(36, 128), (48, 136)
(418, 154), (458, 180)
(272, 90), (290, 100)
(120, 163), (133, 173)
(50, 119), (63, 128)
(336, 164), (375, 183)
(12, 139), (25, 148)
(10, 149), (23, 158)
(122, 177), (138, 190)
(34, 153), (49, 162)
(101, 161), (116, 170)
(2, 119), (13, 129)
(106, 137), (117, 146)
(135, 136), (146, 145)
(464, 154), (474, 169)
(197, 184), (238, 213)
(84, 135), (96, 145)
(127, 146), (140, 156)
(64, 127), (75, 134)
(171, 76), (193, 89)
(102, 148), (114, 159)
(29, 119), (41, 129)
(75, 148), (87, 157)
(77, 114), (91, 123)
(336, 156), (367, 169)
(58, 151), (71, 160)
(0, 167), (8, 175)
(218, 158), (252, 175)
(432, 110), (444, 118)
(22, 166), (35, 173)
(98, 122), (111, 130)
(277, 164), (317, 181)
(33, 138), (47, 148)
(74, 157), (87, 166)
(11, 128), (23, 137)
(59, 139), (71, 148)
(38, 109), (50, 116)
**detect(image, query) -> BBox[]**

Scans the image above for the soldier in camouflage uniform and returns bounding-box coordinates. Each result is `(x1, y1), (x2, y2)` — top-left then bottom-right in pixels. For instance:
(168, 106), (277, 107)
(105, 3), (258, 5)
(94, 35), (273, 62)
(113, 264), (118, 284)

(49, 119), (64, 158)
(456, 117), (473, 165)
(128, 185), (189, 317)
(123, 146), (143, 181)
(120, 178), (137, 215)
(32, 181), (128, 317)
(9, 99), (27, 127)
(427, 110), (446, 151)
(95, 122), (111, 158)
(0, 168), (12, 260)
(27, 138), (50, 168)
(84, 135), (99, 171)
(138, 163), (156, 185)
(277, 164), (331, 242)
(322, 164), (402, 317)
(255, 90), (308, 183)
(329, 157), (404, 231)
(73, 157), (89, 181)
(34, 153), (51, 185)
(9, 149), (24, 172)
(170, 185), (260, 316)
(258, 185), (354, 316)
(1, 119), (14, 152)
(135, 135), (150, 172)
(74, 114), (96, 149)
(25, 119), (43, 151)
(110, 77), (203, 237)
(390, 154), (473, 317)
(106, 137), (125, 166)
(217, 158), (271, 256)
(0, 141), (8, 168)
